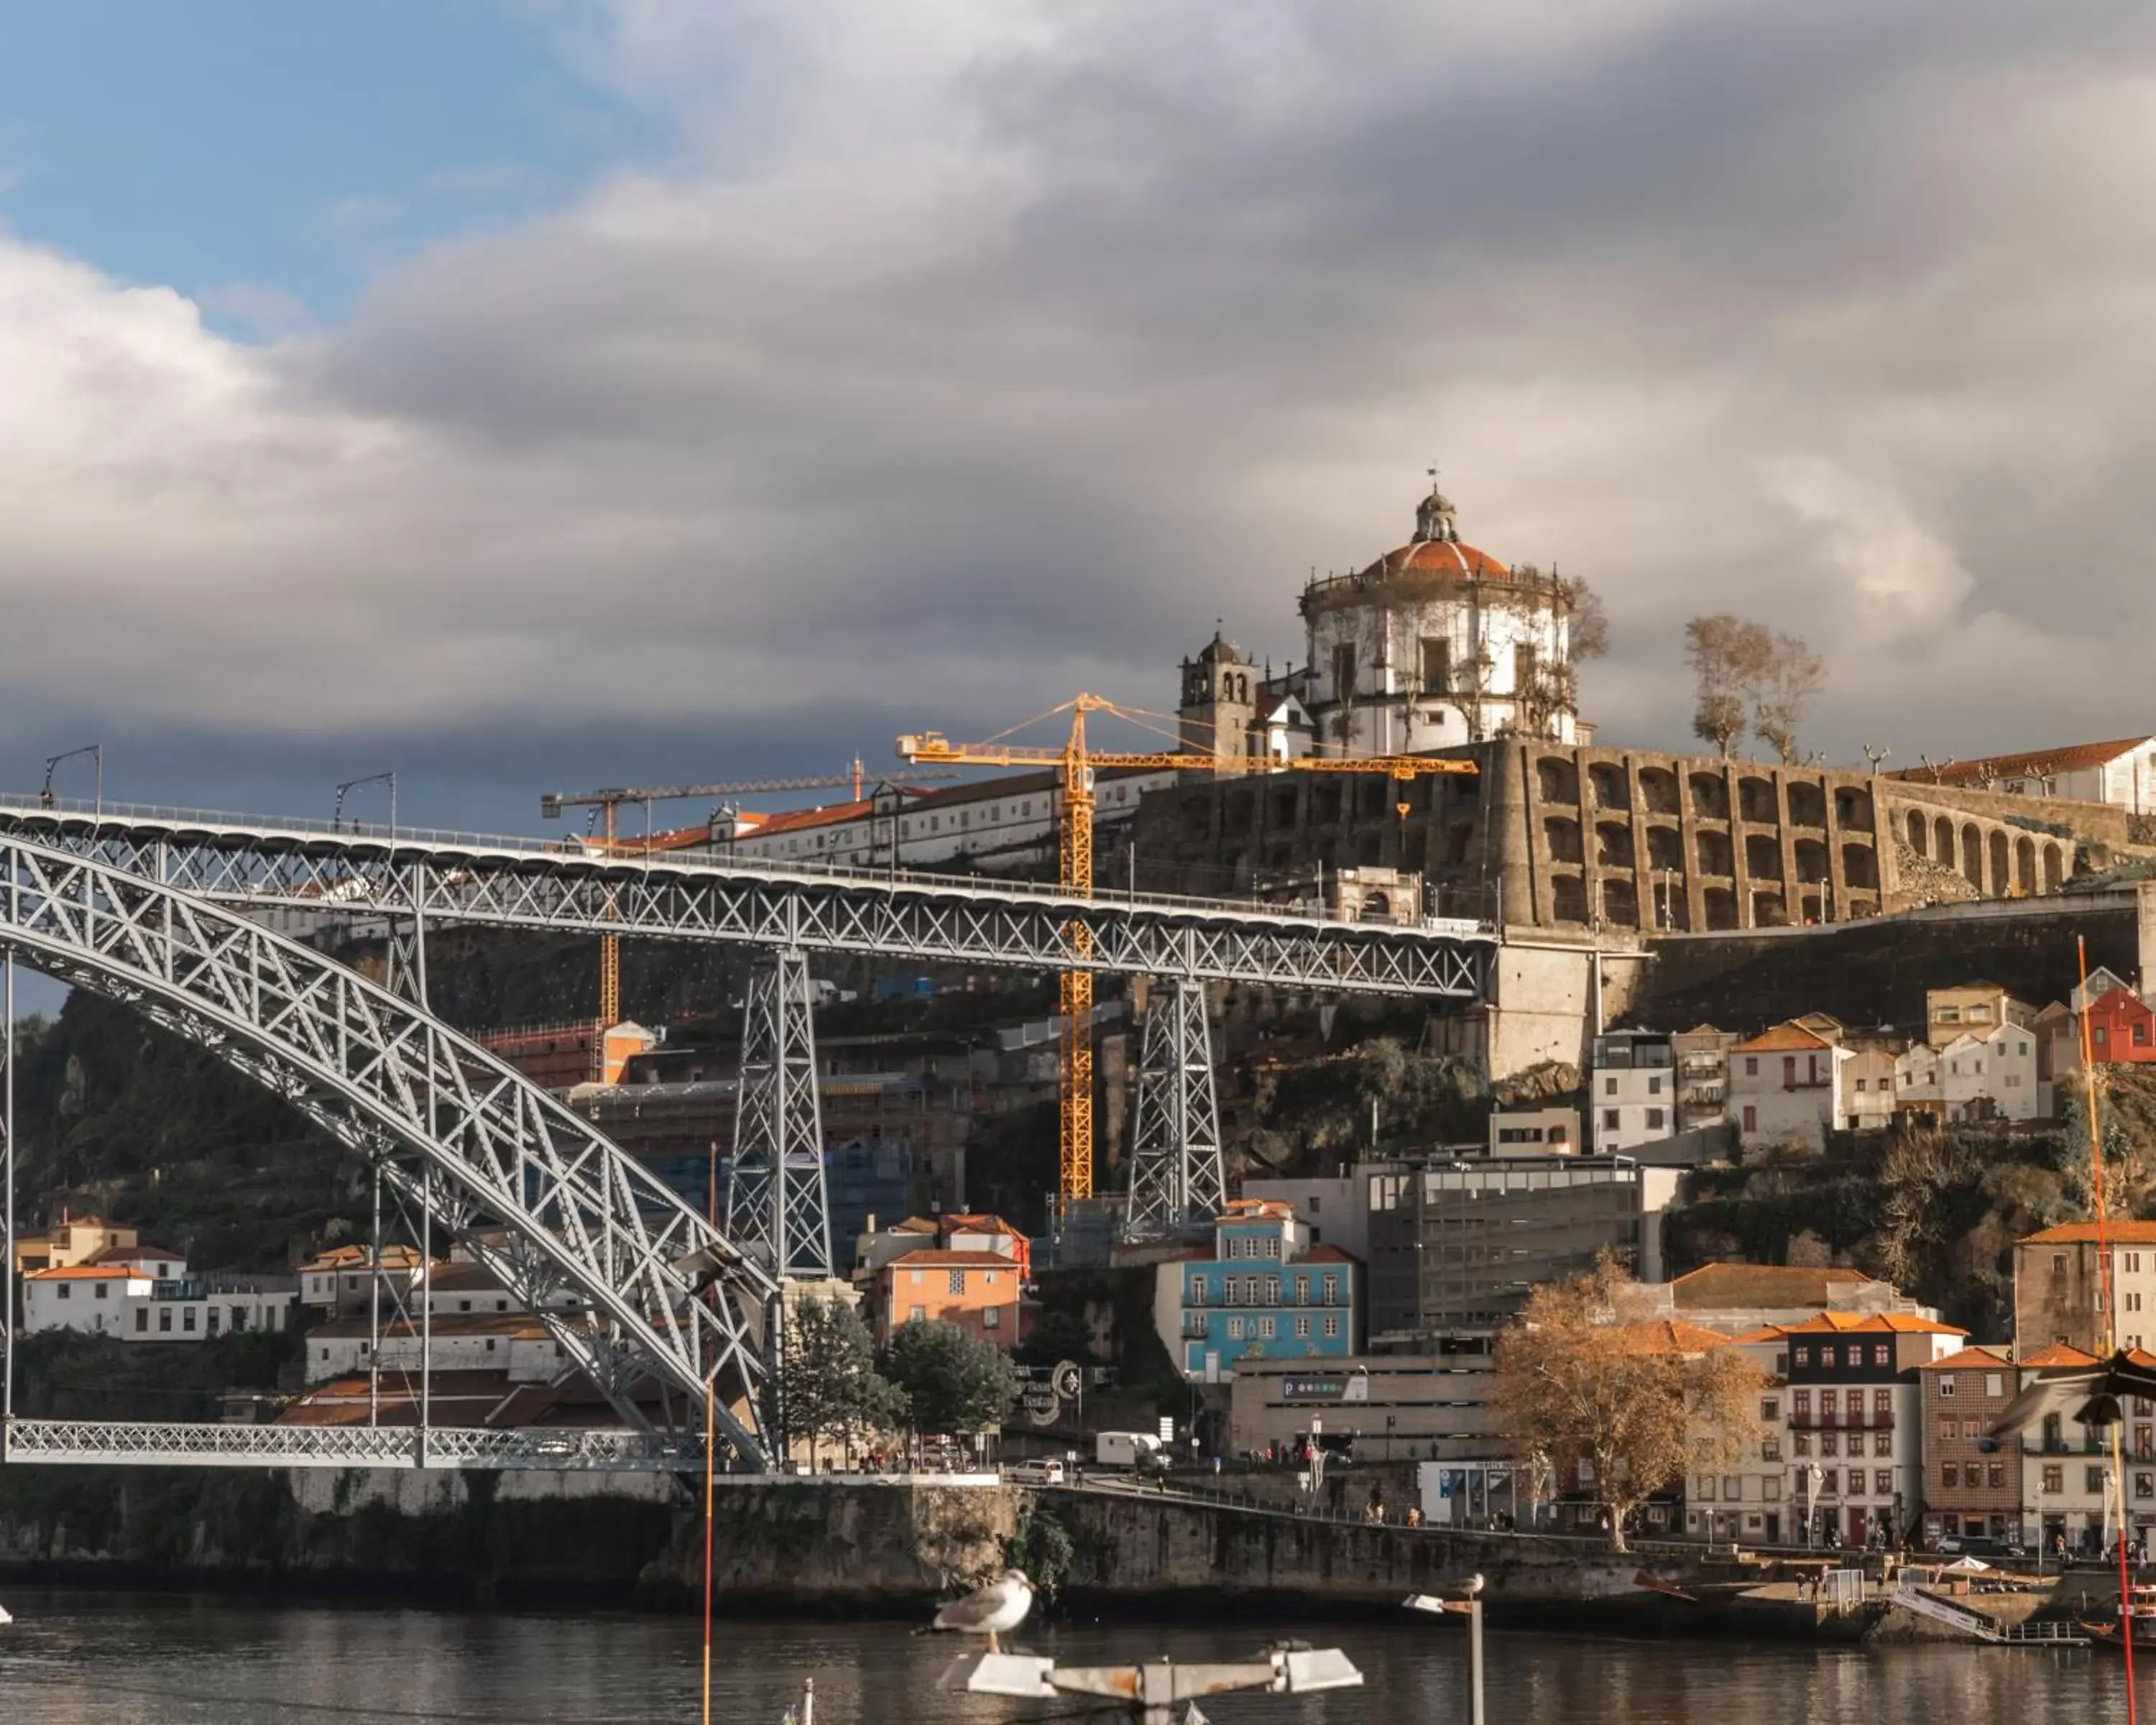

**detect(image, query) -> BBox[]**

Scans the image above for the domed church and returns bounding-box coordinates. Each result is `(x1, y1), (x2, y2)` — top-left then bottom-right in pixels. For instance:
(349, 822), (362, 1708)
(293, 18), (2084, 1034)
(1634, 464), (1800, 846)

(1177, 477), (1590, 763)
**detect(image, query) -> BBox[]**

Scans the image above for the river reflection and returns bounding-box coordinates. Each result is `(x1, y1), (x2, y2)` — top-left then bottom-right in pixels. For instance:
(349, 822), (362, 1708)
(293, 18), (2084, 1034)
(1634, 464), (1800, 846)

(0, 1591), (2144, 1723)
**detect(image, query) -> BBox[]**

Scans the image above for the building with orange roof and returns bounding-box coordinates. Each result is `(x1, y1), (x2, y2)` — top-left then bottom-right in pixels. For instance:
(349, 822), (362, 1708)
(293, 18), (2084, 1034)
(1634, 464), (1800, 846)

(1890, 735), (2156, 811)
(1156, 1202), (1359, 1381)
(22, 1261), (298, 1344)
(2011, 1339), (2156, 1555)
(1729, 1306), (1969, 1547)
(876, 1248), (1027, 1351)
(2014, 1220), (2156, 1361)
(1914, 1345), (2018, 1545)
(1644, 1262), (1937, 1337)
(10, 1213), (139, 1276)
(1726, 1022), (1852, 1151)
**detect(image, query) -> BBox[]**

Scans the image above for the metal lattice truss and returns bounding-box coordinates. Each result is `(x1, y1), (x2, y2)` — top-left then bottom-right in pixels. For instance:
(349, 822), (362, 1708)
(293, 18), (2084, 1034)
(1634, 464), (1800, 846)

(0, 834), (777, 1464)
(725, 949), (834, 1279)
(4, 1418), (700, 1471)
(1123, 979), (1227, 1241)
(0, 801), (1491, 996)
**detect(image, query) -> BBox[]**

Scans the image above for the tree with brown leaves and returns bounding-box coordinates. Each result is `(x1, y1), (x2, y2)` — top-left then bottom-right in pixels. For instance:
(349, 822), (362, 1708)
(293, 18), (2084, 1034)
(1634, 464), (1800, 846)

(1493, 1257), (1764, 1551)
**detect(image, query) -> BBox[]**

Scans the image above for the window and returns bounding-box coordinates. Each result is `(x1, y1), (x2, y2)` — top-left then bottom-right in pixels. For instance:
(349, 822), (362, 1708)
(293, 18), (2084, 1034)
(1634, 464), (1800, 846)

(1988, 1463), (2004, 1490)
(94, 1282), (108, 1301)
(1227, 1317), (1246, 1340)
(2089, 1466), (2109, 1495)
(1295, 1317), (1311, 1338)
(1795, 1433), (1811, 1456)
(949, 1270), (966, 1294)
(1744, 1057), (1759, 1077)
(1986, 1373), (2004, 1398)
(1245, 1276), (1261, 1304)
(1603, 1109), (1621, 1131)
(1322, 1274), (1340, 1305)
(1190, 1276), (1208, 1306)
(1874, 1432), (1892, 1457)
(1961, 1419), (1981, 1440)
(1940, 1417), (1956, 1444)
(134, 1308), (147, 1333)
(983, 1306), (1000, 1329)
(1697, 1476), (1717, 1501)
(1876, 1471), (1893, 1497)
(2130, 1291), (2145, 1313)
(1294, 1276), (1309, 1304)
(1604, 1077), (1618, 1097)
(1258, 1317), (1276, 1339)
(1795, 1348), (1810, 1368)
(2140, 1473), (2155, 1501)
(2043, 1465), (2064, 1494)
(1938, 1377), (1957, 1399)
(1761, 1397), (1780, 1420)
(1764, 1477), (1781, 1501)
(159, 1307), (172, 1332)
(1722, 1476), (1741, 1501)
(1265, 1276), (1281, 1305)
(1762, 1435), (1782, 1460)
(1323, 1315), (1340, 1338)
(1821, 1470), (1838, 1496)
(1940, 1463), (1958, 1488)
(1742, 1105), (1757, 1132)
(1822, 1350), (1837, 1371)
(1420, 636), (1451, 693)
(57, 1284), (70, 1301)
(1820, 1432), (1838, 1457)
(1874, 1389), (1892, 1418)
(1646, 1108), (1665, 1131)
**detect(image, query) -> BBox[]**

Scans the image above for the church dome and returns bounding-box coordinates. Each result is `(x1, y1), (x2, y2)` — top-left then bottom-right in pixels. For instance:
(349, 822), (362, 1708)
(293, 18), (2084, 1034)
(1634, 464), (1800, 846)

(1360, 539), (1514, 581)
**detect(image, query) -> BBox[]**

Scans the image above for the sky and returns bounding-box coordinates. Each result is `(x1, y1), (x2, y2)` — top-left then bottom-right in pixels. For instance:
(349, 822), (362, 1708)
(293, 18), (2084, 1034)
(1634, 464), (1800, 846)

(3, 0), (2155, 860)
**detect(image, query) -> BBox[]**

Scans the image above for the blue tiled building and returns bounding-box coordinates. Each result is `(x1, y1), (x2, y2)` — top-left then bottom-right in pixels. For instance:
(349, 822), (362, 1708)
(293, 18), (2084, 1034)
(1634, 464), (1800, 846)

(1154, 1199), (1360, 1381)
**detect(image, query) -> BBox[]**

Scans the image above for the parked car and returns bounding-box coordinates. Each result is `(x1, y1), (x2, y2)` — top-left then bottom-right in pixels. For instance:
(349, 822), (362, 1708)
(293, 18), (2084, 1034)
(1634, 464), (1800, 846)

(1008, 1458), (1066, 1486)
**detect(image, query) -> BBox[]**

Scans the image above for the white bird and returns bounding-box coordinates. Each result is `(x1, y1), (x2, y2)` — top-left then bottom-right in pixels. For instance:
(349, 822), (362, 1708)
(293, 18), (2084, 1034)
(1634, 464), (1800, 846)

(0, 1602), (11, 1627)
(1991, 1349), (2156, 1444)
(932, 1568), (1034, 1652)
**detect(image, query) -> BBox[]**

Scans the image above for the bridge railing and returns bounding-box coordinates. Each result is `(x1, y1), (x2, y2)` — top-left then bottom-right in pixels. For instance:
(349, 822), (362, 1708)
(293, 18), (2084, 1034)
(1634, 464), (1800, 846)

(0, 792), (1495, 935)
(2, 1417), (706, 1472)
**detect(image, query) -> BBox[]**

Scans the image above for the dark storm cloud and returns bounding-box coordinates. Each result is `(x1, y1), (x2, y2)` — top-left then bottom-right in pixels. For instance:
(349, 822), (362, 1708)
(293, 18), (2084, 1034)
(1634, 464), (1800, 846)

(5, 0), (2156, 821)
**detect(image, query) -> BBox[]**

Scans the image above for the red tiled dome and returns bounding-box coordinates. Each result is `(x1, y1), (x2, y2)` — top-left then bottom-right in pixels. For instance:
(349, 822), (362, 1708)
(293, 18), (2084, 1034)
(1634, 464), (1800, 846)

(1361, 540), (1513, 581)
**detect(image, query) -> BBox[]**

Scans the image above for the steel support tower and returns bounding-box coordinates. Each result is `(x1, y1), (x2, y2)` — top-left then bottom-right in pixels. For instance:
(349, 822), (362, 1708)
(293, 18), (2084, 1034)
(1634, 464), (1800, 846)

(1123, 978), (1227, 1240)
(725, 949), (834, 1281)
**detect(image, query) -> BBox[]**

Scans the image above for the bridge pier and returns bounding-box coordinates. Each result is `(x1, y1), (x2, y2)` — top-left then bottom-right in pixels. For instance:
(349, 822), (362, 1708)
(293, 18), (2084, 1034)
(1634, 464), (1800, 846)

(724, 947), (835, 1282)
(1123, 977), (1227, 1240)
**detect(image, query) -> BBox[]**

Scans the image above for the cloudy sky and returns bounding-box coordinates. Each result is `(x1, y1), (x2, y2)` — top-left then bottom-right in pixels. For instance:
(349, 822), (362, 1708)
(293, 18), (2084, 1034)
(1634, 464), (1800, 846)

(4, 0), (2154, 840)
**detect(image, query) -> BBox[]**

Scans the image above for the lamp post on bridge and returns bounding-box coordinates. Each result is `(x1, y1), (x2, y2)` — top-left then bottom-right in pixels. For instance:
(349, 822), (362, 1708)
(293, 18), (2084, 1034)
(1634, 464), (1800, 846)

(41, 743), (103, 819)
(333, 771), (397, 840)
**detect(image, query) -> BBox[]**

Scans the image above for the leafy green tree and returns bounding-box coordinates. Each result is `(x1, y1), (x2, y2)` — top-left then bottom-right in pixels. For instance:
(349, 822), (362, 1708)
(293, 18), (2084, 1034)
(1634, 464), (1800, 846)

(881, 1319), (1023, 1438)
(783, 1294), (906, 1466)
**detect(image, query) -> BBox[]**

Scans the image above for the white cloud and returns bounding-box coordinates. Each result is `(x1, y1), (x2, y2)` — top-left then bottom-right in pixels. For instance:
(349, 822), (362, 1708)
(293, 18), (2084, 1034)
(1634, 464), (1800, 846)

(7, 0), (2156, 781)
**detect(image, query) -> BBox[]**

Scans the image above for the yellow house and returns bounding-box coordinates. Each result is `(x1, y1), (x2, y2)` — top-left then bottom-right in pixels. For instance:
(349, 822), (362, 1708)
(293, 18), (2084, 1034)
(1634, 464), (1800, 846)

(11, 1215), (140, 1275)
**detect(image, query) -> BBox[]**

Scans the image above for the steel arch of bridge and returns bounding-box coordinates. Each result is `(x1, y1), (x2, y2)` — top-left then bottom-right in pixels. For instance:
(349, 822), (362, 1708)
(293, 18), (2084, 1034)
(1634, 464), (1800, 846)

(0, 801), (1493, 997)
(0, 834), (775, 1464)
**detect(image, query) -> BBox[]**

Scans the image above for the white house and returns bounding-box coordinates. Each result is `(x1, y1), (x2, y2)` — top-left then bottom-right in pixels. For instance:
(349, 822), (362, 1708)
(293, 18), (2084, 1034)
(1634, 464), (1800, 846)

(1902, 736), (2156, 815)
(307, 1311), (568, 1384)
(1590, 1031), (1677, 1154)
(1895, 1041), (1943, 1113)
(1728, 1023), (1852, 1151)
(1843, 1047), (1898, 1131)
(22, 1265), (297, 1342)
(299, 1243), (428, 1317)
(1940, 1022), (2043, 1122)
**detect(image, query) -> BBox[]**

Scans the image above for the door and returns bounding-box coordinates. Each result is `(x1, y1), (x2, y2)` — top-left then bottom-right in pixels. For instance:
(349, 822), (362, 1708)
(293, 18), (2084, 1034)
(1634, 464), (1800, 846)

(1763, 1512), (1780, 1544)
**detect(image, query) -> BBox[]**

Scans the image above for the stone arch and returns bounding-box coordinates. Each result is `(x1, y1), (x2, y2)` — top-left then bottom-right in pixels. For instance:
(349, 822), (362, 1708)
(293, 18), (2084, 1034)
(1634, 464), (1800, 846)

(1602, 879), (1639, 927)
(2045, 843), (2066, 891)
(1960, 824), (1983, 888)
(1745, 834), (1784, 880)
(1550, 873), (1589, 924)
(1590, 763), (1631, 811)
(1646, 824), (1685, 871)
(1842, 842), (1879, 891)
(1934, 815), (1954, 862)
(1738, 776), (1779, 823)
(1697, 830), (1734, 876)
(1595, 821), (1635, 868)
(1544, 816), (1584, 865)
(1312, 783), (1344, 826)
(1269, 784), (1302, 827)
(1837, 786), (1874, 827)
(2016, 835), (2037, 895)
(1752, 890), (1789, 927)
(1703, 886), (1738, 931)
(1446, 822), (1476, 865)
(1690, 773), (1730, 820)
(1907, 810), (1928, 856)
(1362, 890), (1393, 920)
(1639, 767), (1680, 815)
(1537, 756), (1580, 805)
(1988, 829), (2009, 897)
(1787, 783), (1826, 828)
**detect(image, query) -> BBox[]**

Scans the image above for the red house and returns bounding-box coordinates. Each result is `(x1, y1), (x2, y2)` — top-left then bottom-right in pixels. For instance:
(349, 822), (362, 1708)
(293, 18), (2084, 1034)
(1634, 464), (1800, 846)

(2084, 987), (2156, 1064)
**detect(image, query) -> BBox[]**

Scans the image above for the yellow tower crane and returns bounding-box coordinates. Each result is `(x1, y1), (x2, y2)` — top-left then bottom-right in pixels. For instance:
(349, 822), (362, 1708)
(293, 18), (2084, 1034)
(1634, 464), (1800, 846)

(898, 694), (1477, 1202)
(539, 762), (958, 1026)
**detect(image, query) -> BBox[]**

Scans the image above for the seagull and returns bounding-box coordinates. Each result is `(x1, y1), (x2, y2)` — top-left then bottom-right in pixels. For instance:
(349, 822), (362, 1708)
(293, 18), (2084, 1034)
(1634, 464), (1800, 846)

(1989, 1350), (2156, 1445)
(931, 1568), (1034, 1653)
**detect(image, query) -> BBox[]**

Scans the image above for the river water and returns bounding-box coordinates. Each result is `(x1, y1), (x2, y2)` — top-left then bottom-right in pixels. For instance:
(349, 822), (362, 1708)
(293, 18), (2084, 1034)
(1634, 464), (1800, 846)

(0, 1591), (2145, 1723)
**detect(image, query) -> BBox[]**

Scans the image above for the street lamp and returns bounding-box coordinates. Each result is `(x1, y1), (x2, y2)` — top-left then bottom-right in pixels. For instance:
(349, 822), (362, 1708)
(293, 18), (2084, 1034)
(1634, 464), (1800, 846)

(41, 744), (103, 819)
(1804, 1463), (1823, 1550)
(333, 771), (397, 840)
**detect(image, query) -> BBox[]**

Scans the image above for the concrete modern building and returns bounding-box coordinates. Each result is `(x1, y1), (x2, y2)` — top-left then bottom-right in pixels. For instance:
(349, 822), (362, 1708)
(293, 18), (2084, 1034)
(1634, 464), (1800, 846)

(1227, 1341), (1497, 1463)
(1589, 1030), (1676, 1154)
(1363, 1157), (1680, 1338)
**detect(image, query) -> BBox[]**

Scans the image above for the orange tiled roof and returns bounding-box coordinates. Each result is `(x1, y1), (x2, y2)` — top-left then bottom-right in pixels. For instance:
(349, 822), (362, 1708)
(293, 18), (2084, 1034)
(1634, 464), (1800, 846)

(1891, 737), (2154, 787)
(883, 1248), (1023, 1269)
(27, 1264), (138, 1281)
(2017, 1343), (2101, 1368)
(1670, 1264), (1871, 1308)
(1775, 1311), (1968, 1336)
(1732, 1022), (1835, 1054)
(1615, 1320), (1735, 1354)
(1727, 1325), (1790, 1345)
(2022, 1220), (2156, 1245)
(1917, 1346), (2012, 1372)
(942, 1213), (1029, 1241)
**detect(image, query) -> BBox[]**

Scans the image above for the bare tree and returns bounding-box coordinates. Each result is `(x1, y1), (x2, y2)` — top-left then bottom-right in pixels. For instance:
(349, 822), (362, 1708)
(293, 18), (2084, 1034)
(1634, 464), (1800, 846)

(1558, 573), (1611, 663)
(1493, 1256), (1763, 1551)
(1684, 615), (1774, 758)
(1751, 633), (1828, 765)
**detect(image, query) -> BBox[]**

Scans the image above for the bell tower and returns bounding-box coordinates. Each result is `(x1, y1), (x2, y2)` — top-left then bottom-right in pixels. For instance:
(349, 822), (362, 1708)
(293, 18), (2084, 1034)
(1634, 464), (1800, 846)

(1178, 626), (1258, 766)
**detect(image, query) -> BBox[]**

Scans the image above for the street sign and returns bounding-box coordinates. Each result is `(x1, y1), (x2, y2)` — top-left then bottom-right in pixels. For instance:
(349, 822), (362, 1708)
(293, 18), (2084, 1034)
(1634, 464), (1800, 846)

(1157, 1417), (1174, 1443)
